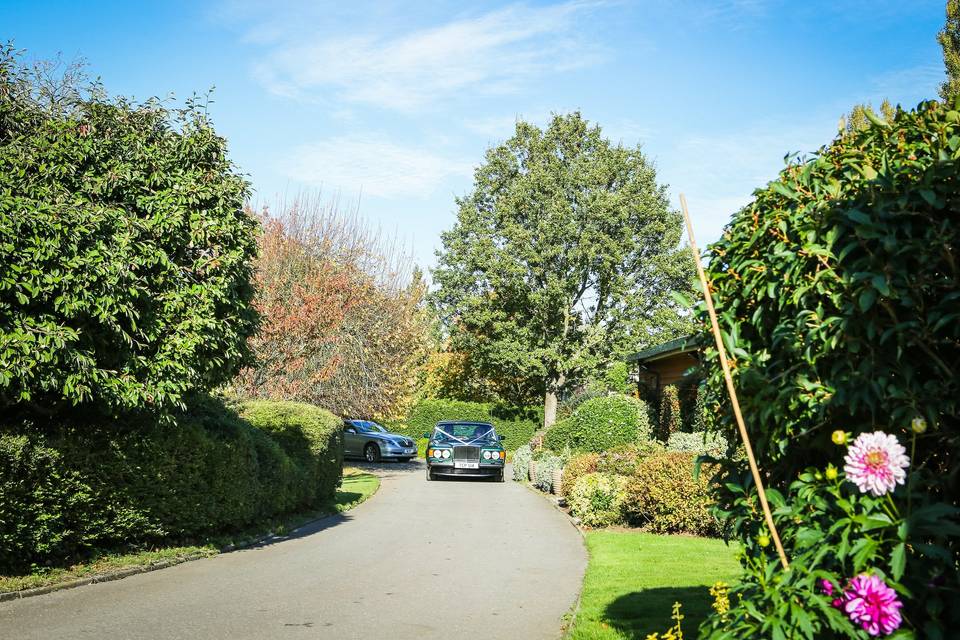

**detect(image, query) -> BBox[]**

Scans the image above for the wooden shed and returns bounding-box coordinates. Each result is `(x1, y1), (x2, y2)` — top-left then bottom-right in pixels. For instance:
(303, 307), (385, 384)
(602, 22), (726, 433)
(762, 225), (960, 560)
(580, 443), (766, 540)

(626, 335), (700, 399)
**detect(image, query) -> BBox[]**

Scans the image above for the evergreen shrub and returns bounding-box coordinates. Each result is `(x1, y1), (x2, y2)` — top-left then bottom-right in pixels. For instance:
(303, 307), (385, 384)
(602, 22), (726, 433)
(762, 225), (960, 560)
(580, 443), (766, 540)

(700, 100), (960, 638)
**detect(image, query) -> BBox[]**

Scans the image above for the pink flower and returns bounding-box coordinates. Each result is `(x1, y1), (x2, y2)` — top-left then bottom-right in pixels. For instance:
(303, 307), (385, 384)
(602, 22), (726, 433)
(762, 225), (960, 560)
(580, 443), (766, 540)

(843, 431), (909, 496)
(820, 579), (835, 596)
(843, 574), (903, 636)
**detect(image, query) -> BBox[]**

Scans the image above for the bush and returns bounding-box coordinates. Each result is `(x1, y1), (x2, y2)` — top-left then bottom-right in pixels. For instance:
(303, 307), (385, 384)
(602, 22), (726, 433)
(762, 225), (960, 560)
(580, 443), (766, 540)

(656, 384), (682, 440)
(624, 452), (718, 536)
(699, 100), (960, 637)
(0, 48), (258, 417)
(512, 444), (533, 482)
(236, 400), (343, 502)
(560, 452), (598, 502)
(533, 454), (565, 493)
(0, 397), (342, 574)
(666, 431), (727, 456)
(544, 395), (652, 453)
(595, 441), (663, 476)
(568, 472), (628, 528)
(387, 398), (539, 451)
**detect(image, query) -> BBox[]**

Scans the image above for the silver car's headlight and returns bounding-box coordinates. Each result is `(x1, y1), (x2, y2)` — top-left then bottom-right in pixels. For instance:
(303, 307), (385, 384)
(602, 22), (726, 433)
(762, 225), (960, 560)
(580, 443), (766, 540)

(442, 449), (451, 459)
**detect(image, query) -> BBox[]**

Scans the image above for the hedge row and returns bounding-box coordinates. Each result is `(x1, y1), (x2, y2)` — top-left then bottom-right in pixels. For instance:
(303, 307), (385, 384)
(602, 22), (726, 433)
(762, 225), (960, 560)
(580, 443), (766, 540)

(387, 398), (539, 450)
(544, 395), (652, 453)
(0, 397), (342, 574)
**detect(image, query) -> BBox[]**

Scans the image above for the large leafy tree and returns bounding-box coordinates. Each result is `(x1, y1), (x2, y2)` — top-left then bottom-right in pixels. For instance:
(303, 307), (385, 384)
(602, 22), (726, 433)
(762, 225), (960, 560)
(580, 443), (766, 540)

(940, 0), (960, 102)
(432, 113), (694, 428)
(0, 47), (258, 418)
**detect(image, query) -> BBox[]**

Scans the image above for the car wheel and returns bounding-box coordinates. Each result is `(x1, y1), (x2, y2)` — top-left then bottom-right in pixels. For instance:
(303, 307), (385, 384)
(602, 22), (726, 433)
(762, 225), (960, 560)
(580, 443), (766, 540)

(426, 466), (434, 481)
(498, 470), (505, 482)
(364, 443), (381, 463)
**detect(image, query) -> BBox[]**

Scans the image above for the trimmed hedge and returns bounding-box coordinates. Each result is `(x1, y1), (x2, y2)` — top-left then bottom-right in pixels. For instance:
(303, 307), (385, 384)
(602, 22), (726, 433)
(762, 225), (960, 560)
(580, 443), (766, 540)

(387, 398), (539, 451)
(0, 397), (342, 574)
(544, 395), (652, 453)
(666, 431), (727, 456)
(561, 452), (599, 502)
(624, 451), (718, 536)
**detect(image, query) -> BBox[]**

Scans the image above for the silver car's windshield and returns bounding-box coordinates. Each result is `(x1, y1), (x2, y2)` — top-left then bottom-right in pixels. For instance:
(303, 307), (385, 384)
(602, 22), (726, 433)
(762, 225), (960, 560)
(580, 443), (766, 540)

(433, 424), (497, 444)
(355, 421), (387, 433)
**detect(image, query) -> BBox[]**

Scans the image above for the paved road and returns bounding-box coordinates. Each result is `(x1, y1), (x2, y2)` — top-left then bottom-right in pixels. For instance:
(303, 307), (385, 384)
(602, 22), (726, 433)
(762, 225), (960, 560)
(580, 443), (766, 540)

(0, 461), (586, 640)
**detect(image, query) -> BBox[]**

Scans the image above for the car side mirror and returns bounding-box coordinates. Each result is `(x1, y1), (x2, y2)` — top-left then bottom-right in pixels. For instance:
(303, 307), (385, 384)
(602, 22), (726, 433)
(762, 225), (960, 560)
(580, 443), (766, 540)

(499, 435), (506, 442)
(422, 432), (431, 439)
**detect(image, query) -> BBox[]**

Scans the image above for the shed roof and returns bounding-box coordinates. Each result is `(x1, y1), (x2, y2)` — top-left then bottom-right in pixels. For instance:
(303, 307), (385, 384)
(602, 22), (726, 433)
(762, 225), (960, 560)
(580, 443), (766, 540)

(625, 335), (700, 364)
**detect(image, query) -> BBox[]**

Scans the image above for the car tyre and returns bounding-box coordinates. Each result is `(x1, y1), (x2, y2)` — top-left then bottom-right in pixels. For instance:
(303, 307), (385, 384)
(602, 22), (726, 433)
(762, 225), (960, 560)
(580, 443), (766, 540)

(364, 443), (381, 463)
(498, 469), (505, 482)
(426, 466), (434, 481)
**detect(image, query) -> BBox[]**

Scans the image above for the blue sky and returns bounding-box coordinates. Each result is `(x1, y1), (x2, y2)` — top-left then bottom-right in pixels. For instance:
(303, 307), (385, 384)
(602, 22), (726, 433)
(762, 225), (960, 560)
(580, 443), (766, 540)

(3, 0), (947, 271)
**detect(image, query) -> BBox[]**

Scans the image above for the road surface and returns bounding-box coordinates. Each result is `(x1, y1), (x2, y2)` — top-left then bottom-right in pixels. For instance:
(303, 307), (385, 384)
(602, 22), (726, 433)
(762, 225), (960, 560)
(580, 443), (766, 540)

(0, 461), (586, 640)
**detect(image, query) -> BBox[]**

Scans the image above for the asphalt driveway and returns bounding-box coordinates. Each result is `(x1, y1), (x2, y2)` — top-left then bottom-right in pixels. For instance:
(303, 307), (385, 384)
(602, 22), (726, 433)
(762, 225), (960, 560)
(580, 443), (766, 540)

(0, 461), (586, 640)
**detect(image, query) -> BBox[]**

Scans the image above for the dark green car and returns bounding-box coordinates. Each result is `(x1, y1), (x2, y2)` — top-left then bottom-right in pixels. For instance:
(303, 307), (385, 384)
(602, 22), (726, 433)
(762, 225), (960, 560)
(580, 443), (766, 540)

(424, 421), (506, 482)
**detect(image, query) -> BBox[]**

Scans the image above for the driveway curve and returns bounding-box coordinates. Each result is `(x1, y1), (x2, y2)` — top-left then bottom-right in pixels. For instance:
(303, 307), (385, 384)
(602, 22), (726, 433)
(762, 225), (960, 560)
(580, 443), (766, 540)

(0, 461), (586, 640)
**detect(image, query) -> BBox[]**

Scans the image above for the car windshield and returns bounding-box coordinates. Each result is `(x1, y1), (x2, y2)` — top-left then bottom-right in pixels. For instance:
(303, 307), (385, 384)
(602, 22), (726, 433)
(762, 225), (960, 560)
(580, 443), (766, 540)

(353, 421), (387, 433)
(433, 423), (497, 444)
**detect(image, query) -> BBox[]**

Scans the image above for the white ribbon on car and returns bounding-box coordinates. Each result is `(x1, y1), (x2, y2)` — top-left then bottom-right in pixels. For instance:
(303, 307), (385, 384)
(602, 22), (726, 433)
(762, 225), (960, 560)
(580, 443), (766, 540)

(434, 426), (496, 446)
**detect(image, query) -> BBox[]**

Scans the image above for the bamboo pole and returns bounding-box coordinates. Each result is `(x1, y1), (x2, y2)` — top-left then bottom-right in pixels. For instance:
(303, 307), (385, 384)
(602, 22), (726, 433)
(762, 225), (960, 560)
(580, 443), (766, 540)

(679, 194), (790, 571)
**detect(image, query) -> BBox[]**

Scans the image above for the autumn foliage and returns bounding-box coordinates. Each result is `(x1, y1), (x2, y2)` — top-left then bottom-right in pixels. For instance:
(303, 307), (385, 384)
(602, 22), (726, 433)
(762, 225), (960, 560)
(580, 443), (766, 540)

(234, 196), (430, 419)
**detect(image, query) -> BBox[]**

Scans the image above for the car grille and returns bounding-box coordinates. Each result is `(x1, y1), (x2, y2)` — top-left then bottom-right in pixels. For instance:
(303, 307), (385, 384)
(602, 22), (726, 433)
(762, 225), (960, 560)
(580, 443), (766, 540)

(453, 446), (480, 461)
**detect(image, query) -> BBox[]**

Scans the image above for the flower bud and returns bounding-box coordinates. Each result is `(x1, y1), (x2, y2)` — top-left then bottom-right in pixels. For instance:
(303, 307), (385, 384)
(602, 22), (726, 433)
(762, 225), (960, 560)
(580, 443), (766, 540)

(831, 430), (848, 445)
(911, 416), (927, 434)
(757, 534), (770, 548)
(825, 465), (838, 480)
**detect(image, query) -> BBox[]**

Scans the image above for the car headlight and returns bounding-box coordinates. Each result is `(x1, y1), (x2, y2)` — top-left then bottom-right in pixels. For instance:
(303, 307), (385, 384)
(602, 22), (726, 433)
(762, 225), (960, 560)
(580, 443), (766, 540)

(483, 450), (492, 460)
(442, 449), (451, 459)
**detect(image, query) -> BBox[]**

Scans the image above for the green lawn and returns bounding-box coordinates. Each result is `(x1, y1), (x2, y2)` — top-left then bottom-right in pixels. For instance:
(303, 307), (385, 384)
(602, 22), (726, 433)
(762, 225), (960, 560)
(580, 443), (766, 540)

(568, 531), (740, 640)
(0, 468), (379, 594)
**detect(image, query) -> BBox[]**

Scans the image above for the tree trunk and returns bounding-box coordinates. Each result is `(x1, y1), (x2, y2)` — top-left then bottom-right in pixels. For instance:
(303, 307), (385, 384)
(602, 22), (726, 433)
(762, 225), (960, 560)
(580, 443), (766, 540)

(543, 374), (566, 430)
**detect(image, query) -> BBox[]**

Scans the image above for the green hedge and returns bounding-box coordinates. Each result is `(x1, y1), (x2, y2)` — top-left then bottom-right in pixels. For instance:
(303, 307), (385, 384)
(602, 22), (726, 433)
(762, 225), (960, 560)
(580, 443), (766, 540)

(387, 398), (539, 451)
(624, 451), (718, 536)
(544, 395), (652, 453)
(0, 397), (342, 574)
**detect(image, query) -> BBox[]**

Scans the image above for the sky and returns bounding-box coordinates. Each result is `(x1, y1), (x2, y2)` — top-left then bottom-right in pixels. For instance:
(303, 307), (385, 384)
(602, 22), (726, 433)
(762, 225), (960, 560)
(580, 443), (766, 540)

(2, 0), (948, 272)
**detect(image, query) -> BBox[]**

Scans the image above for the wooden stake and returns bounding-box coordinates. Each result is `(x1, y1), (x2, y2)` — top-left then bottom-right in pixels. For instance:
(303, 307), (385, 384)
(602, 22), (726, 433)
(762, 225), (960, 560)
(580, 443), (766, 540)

(680, 194), (790, 571)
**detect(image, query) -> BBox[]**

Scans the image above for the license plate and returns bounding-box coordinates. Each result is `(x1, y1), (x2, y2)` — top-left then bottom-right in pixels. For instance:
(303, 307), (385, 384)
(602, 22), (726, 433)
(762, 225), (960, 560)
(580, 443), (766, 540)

(454, 461), (479, 469)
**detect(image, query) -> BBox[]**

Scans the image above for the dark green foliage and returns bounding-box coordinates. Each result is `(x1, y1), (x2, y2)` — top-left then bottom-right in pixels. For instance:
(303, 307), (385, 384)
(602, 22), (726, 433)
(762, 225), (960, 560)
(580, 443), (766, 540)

(544, 395), (652, 453)
(0, 47), (258, 416)
(700, 100), (960, 637)
(387, 398), (539, 450)
(624, 451), (718, 536)
(0, 397), (342, 574)
(238, 400), (343, 503)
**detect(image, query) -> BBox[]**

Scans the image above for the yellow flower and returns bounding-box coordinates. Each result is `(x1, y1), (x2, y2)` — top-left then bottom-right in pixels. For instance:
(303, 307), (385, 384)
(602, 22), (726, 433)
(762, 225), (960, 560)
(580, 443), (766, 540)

(757, 534), (771, 547)
(710, 581), (731, 616)
(825, 464), (838, 480)
(831, 430), (848, 445)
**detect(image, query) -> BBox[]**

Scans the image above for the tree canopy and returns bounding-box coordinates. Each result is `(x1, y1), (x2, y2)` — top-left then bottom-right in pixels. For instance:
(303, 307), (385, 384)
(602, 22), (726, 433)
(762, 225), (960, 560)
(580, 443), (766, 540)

(0, 46), (258, 418)
(432, 112), (694, 427)
(939, 0), (960, 102)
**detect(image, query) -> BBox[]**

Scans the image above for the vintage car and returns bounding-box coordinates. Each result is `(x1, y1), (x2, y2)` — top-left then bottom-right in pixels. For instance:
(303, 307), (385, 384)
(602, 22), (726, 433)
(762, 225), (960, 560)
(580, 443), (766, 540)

(343, 419), (417, 463)
(424, 421), (506, 481)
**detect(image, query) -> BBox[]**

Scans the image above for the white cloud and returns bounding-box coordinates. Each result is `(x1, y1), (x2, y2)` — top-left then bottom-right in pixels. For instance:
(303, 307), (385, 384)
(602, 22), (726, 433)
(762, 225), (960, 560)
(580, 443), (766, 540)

(285, 135), (473, 199)
(250, 1), (607, 110)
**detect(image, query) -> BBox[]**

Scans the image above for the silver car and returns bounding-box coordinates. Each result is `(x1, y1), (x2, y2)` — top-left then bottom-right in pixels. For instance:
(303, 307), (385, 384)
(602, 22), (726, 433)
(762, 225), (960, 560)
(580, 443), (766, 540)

(343, 420), (417, 462)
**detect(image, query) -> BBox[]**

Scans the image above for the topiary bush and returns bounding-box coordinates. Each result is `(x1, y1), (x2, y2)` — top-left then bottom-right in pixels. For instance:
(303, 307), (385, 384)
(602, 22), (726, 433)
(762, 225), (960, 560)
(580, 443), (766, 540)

(544, 395), (652, 453)
(512, 444), (533, 482)
(699, 100), (960, 638)
(386, 398), (539, 451)
(624, 451), (718, 537)
(657, 384), (683, 440)
(568, 472), (628, 528)
(0, 396), (343, 574)
(0, 47), (258, 417)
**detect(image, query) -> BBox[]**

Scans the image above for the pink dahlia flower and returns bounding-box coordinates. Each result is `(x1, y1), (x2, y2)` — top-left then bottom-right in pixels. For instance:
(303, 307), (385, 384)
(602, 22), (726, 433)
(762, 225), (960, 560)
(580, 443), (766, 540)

(843, 574), (903, 636)
(843, 431), (909, 496)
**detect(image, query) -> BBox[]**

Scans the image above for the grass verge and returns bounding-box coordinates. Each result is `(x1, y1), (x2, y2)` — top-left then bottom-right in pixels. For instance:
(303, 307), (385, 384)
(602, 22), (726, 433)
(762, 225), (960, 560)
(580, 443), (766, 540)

(0, 468), (379, 594)
(567, 531), (740, 639)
